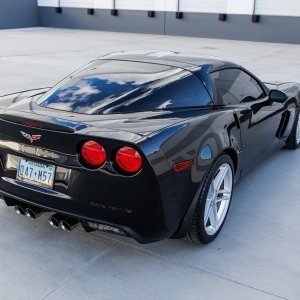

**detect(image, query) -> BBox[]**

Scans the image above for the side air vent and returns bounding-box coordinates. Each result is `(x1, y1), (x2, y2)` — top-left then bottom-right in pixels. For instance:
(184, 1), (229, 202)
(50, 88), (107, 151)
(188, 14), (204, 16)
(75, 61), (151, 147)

(276, 111), (290, 138)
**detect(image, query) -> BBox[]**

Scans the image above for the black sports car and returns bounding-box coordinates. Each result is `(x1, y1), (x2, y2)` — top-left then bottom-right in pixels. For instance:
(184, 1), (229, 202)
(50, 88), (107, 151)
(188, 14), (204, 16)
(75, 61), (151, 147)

(0, 51), (299, 244)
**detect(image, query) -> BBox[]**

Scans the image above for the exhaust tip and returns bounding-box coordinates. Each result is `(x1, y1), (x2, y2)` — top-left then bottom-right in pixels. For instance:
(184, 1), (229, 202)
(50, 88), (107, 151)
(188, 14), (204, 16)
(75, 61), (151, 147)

(60, 217), (78, 232)
(60, 221), (71, 232)
(49, 218), (59, 229)
(49, 214), (64, 229)
(25, 207), (44, 220)
(25, 208), (34, 219)
(15, 205), (26, 216)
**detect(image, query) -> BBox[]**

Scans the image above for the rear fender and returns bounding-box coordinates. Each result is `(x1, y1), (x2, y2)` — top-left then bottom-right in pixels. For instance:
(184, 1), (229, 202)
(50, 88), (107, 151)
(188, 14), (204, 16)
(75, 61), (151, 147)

(163, 111), (241, 238)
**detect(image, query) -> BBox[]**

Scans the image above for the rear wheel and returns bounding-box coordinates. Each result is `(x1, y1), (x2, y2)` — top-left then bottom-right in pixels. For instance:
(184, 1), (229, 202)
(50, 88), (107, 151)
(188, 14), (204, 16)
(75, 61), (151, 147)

(187, 154), (234, 244)
(286, 110), (300, 149)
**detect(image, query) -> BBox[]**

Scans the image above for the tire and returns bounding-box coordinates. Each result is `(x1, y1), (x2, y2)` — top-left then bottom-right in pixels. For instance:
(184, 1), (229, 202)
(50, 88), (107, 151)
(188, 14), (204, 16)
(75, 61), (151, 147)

(286, 109), (300, 149)
(186, 154), (234, 244)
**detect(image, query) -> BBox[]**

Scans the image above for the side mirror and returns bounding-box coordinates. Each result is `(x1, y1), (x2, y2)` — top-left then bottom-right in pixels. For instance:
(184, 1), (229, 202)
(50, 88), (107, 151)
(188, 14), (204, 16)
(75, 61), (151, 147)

(269, 90), (287, 103)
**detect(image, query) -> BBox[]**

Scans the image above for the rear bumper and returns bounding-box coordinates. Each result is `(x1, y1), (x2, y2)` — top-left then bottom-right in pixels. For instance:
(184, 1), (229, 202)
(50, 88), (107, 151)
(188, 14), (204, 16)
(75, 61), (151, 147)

(1, 190), (151, 243)
(0, 173), (170, 244)
(0, 154), (195, 244)
(0, 132), (198, 243)
(0, 163), (197, 243)
(1, 175), (198, 244)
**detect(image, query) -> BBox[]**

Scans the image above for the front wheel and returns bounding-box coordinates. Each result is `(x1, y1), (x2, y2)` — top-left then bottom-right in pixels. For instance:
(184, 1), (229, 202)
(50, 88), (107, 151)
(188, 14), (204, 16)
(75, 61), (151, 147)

(187, 154), (234, 244)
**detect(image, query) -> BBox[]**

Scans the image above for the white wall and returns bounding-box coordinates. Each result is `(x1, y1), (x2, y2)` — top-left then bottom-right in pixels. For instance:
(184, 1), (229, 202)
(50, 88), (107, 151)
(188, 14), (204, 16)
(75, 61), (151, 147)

(227, 0), (254, 15)
(255, 0), (300, 17)
(60, 0), (93, 8)
(37, 0), (175, 10)
(37, 0), (300, 16)
(94, 0), (111, 9)
(115, 0), (155, 11)
(38, 0), (58, 6)
(179, 0), (227, 14)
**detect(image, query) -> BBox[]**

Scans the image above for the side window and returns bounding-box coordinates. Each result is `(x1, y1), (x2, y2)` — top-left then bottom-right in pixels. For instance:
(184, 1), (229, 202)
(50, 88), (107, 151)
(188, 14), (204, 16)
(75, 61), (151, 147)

(211, 69), (265, 105)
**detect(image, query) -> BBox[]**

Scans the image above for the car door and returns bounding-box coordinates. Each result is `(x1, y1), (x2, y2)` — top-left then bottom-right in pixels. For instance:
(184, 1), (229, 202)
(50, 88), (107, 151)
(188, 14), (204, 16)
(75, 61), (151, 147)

(211, 68), (284, 175)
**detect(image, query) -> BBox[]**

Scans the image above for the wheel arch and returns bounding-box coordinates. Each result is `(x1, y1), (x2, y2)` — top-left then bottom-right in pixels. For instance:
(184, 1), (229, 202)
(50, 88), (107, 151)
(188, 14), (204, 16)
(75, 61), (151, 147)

(223, 147), (238, 174)
(172, 149), (237, 239)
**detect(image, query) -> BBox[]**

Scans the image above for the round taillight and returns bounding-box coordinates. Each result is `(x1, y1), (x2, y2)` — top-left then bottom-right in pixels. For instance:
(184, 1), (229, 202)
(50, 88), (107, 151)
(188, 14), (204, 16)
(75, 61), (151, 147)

(81, 141), (106, 168)
(116, 146), (142, 174)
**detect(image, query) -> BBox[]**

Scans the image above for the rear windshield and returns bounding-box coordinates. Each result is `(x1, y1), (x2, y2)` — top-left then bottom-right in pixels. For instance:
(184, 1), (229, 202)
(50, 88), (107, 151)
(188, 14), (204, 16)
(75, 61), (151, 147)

(37, 60), (212, 114)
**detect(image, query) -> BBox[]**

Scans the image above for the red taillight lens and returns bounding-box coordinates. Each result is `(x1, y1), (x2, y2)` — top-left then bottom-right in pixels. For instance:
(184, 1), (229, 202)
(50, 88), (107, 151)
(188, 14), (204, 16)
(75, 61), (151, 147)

(81, 141), (106, 167)
(116, 146), (142, 173)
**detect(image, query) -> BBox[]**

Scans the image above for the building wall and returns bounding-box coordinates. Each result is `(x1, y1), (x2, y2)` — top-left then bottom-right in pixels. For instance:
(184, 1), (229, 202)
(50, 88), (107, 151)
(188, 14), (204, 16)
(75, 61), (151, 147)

(39, 8), (165, 35)
(38, 0), (300, 44)
(255, 0), (300, 16)
(1, 0), (299, 44)
(0, 0), (38, 29)
(165, 13), (300, 44)
(37, 0), (300, 16)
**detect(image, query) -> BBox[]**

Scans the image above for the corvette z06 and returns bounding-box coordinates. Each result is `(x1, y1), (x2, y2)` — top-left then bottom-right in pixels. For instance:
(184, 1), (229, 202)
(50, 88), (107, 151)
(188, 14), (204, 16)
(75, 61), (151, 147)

(0, 51), (299, 244)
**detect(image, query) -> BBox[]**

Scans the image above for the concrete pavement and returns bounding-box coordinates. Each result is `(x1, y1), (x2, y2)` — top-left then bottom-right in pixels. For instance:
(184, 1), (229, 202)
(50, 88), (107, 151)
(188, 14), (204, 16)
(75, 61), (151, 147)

(0, 28), (299, 300)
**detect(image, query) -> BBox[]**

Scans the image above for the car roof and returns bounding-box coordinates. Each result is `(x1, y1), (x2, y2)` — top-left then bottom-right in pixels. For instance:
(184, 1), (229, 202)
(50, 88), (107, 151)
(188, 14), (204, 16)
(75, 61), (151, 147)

(100, 50), (238, 72)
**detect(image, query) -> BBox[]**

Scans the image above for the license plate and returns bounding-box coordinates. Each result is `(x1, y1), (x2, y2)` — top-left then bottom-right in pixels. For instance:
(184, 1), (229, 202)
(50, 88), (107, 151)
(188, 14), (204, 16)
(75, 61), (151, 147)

(17, 158), (55, 189)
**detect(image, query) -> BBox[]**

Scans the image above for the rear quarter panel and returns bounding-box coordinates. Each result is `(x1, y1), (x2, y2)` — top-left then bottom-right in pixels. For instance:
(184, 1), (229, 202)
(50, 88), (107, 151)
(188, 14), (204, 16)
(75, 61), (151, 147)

(139, 108), (241, 236)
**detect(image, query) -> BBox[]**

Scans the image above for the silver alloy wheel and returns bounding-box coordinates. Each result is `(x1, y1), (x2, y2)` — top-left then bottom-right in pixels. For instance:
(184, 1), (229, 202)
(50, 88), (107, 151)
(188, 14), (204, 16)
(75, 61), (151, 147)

(296, 112), (300, 144)
(204, 163), (233, 236)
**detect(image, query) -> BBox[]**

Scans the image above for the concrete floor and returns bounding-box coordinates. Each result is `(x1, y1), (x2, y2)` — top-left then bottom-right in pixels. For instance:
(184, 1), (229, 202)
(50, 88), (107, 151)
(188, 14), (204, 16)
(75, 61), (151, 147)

(0, 28), (300, 300)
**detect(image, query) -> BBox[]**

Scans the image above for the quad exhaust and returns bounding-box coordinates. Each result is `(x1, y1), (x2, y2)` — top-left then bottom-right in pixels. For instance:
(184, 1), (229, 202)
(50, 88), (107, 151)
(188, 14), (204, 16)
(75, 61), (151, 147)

(25, 207), (44, 219)
(14, 204), (79, 232)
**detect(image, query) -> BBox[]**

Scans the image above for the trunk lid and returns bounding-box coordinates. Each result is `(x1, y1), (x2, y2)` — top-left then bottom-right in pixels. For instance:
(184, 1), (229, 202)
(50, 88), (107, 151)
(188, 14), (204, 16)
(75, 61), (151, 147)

(0, 94), (212, 139)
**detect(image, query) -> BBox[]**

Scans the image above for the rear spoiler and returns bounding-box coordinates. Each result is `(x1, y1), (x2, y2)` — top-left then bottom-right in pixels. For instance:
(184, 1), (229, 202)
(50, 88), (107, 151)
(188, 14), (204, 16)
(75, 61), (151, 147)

(0, 112), (87, 133)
